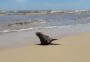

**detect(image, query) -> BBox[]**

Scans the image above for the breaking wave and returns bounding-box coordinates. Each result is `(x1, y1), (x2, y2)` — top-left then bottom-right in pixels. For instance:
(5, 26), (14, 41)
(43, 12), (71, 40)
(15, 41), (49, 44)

(0, 23), (90, 34)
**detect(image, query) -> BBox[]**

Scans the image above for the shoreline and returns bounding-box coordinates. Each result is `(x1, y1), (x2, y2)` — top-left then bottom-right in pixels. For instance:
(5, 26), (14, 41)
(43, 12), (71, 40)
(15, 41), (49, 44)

(0, 22), (90, 48)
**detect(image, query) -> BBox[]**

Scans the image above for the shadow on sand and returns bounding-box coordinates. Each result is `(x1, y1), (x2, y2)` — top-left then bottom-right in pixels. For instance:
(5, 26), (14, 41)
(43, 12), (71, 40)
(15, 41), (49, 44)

(35, 43), (61, 46)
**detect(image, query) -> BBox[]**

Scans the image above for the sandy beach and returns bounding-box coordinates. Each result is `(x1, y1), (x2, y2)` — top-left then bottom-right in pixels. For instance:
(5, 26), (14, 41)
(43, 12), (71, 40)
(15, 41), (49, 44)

(0, 32), (90, 62)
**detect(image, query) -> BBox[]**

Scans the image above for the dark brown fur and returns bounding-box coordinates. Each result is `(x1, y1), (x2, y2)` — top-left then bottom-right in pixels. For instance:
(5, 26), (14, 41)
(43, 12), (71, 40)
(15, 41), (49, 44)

(36, 32), (57, 45)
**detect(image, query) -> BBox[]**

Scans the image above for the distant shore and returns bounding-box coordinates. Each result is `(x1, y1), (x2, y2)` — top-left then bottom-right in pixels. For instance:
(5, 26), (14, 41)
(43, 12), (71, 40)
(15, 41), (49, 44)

(0, 11), (81, 16)
(0, 10), (89, 16)
(0, 13), (48, 16)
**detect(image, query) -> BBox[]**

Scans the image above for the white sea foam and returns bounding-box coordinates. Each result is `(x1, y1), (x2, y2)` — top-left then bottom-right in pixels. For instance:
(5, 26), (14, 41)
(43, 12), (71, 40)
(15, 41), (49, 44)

(3, 30), (10, 33)
(0, 23), (90, 35)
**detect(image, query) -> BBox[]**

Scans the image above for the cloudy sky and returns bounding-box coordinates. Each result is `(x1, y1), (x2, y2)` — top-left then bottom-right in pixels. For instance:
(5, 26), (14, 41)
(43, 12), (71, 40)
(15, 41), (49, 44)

(0, 0), (90, 10)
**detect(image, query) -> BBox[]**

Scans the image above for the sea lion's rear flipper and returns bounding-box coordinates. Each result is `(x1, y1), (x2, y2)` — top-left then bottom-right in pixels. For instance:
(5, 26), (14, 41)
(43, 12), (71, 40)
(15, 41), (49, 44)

(49, 38), (58, 44)
(51, 39), (58, 41)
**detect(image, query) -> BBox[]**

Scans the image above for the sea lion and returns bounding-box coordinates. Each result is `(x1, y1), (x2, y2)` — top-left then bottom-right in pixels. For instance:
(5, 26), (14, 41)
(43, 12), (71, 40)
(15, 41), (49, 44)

(36, 32), (57, 45)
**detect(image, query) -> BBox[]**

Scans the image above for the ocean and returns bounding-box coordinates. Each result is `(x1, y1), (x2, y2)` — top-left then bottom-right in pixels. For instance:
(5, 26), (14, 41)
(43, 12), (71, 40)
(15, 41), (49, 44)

(0, 13), (90, 48)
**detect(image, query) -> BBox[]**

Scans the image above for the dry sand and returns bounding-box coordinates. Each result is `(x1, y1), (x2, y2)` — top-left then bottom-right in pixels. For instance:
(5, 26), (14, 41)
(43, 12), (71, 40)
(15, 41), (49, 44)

(0, 32), (90, 62)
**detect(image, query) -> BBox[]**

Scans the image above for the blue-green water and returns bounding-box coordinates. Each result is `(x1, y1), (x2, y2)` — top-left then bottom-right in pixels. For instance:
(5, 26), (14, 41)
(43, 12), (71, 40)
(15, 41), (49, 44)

(0, 13), (90, 33)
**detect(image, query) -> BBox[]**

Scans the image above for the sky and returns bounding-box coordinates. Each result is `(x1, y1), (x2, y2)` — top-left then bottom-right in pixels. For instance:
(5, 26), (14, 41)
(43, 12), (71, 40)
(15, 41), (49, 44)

(0, 0), (90, 10)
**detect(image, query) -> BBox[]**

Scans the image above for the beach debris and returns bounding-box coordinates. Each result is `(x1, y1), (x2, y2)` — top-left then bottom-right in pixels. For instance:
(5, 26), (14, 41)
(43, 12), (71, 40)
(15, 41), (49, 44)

(36, 32), (57, 45)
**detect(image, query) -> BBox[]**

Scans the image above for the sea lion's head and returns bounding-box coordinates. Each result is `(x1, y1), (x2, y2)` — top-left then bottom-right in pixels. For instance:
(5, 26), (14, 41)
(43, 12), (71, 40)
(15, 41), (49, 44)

(36, 32), (43, 36)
